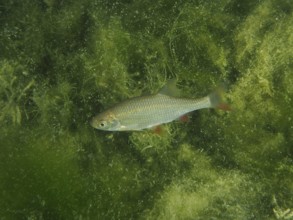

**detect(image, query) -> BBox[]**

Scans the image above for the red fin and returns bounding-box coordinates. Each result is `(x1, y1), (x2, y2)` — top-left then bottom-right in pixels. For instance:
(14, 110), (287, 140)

(209, 86), (231, 111)
(153, 126), (162, 134)
(217, 103), (232, 111)
(179, 114), (189, 122)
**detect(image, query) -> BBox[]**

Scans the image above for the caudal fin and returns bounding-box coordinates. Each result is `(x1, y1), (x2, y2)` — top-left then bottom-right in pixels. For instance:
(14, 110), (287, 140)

(208, 88), (231, 111)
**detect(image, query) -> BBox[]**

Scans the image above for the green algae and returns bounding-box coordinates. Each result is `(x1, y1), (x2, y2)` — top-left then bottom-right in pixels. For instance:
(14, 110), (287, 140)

(0, 0), (292, 219)
(0, 60), (35, 124)
(145, 145), (266, 219)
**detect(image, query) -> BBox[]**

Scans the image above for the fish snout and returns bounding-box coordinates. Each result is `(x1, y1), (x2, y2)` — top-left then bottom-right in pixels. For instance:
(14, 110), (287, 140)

(90, 117), (98, 129)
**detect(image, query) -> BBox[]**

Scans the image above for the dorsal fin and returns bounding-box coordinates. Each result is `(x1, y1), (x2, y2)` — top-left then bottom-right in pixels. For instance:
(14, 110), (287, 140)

(158, 79), (180, 97)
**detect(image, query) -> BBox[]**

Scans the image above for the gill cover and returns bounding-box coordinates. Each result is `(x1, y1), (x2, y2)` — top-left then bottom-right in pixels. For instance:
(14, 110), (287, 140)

(90, 114), (121, 131)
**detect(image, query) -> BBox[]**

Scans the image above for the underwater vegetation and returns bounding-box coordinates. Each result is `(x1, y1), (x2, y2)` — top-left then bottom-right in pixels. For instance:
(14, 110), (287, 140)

(0, 0), (292, 219)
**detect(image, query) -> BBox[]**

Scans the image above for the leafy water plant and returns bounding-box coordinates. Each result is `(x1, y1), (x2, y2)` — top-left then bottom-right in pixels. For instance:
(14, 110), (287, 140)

(0, 0), (292, 219)
(0, 60), (34, 124)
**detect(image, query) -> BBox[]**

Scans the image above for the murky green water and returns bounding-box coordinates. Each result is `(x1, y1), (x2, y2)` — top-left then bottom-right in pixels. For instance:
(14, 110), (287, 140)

(0, 0), (292, 219)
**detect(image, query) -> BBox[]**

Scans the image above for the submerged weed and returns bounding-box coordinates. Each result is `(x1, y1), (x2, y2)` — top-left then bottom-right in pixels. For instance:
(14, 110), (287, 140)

(0, 60), (34, 124)
(0, 0), (292, 219)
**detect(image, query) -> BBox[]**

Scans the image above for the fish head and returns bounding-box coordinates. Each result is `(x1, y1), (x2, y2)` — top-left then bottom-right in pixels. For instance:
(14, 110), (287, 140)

(90, 111), (121, 131)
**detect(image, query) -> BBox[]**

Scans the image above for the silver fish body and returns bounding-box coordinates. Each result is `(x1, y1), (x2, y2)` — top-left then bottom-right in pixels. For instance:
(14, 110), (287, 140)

(90, 80), (221, 131)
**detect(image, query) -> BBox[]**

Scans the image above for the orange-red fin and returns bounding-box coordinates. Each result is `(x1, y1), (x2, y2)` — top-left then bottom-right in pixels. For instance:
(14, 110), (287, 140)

(217, 103), (232, 111)
(179, 114), (190, 122)
(153, 125), (162, 134)
(209, 87), (231, 111)
(151, 125), (164, 135)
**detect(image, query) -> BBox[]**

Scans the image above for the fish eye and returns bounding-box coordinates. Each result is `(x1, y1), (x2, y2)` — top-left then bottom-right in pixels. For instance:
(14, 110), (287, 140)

(99, 121), (107, 127)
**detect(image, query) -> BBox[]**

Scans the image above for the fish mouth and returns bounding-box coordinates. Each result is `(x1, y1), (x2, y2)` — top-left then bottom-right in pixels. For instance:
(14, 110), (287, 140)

(89, 117), (97, 128)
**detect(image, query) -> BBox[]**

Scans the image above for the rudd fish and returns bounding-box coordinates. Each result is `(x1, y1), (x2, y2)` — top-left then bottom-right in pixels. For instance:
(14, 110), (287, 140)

(90, 79), (229, 131)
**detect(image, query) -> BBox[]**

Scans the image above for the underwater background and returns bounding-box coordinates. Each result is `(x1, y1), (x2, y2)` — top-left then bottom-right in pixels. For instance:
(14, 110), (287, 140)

(0, 0), (292, 219)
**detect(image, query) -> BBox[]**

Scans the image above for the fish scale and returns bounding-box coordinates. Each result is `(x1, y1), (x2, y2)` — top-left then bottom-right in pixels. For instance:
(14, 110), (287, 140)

(90, 80), (221, 131)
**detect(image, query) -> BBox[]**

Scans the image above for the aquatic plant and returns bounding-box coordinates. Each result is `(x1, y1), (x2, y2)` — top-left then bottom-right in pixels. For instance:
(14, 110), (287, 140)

(0, 60), (34, 124)
(144, 144), (266, 219)
(0, 0), (292, 219)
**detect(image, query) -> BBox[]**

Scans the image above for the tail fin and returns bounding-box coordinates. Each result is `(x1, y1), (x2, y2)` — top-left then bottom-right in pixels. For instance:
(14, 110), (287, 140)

(208, 88), (231, 111)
